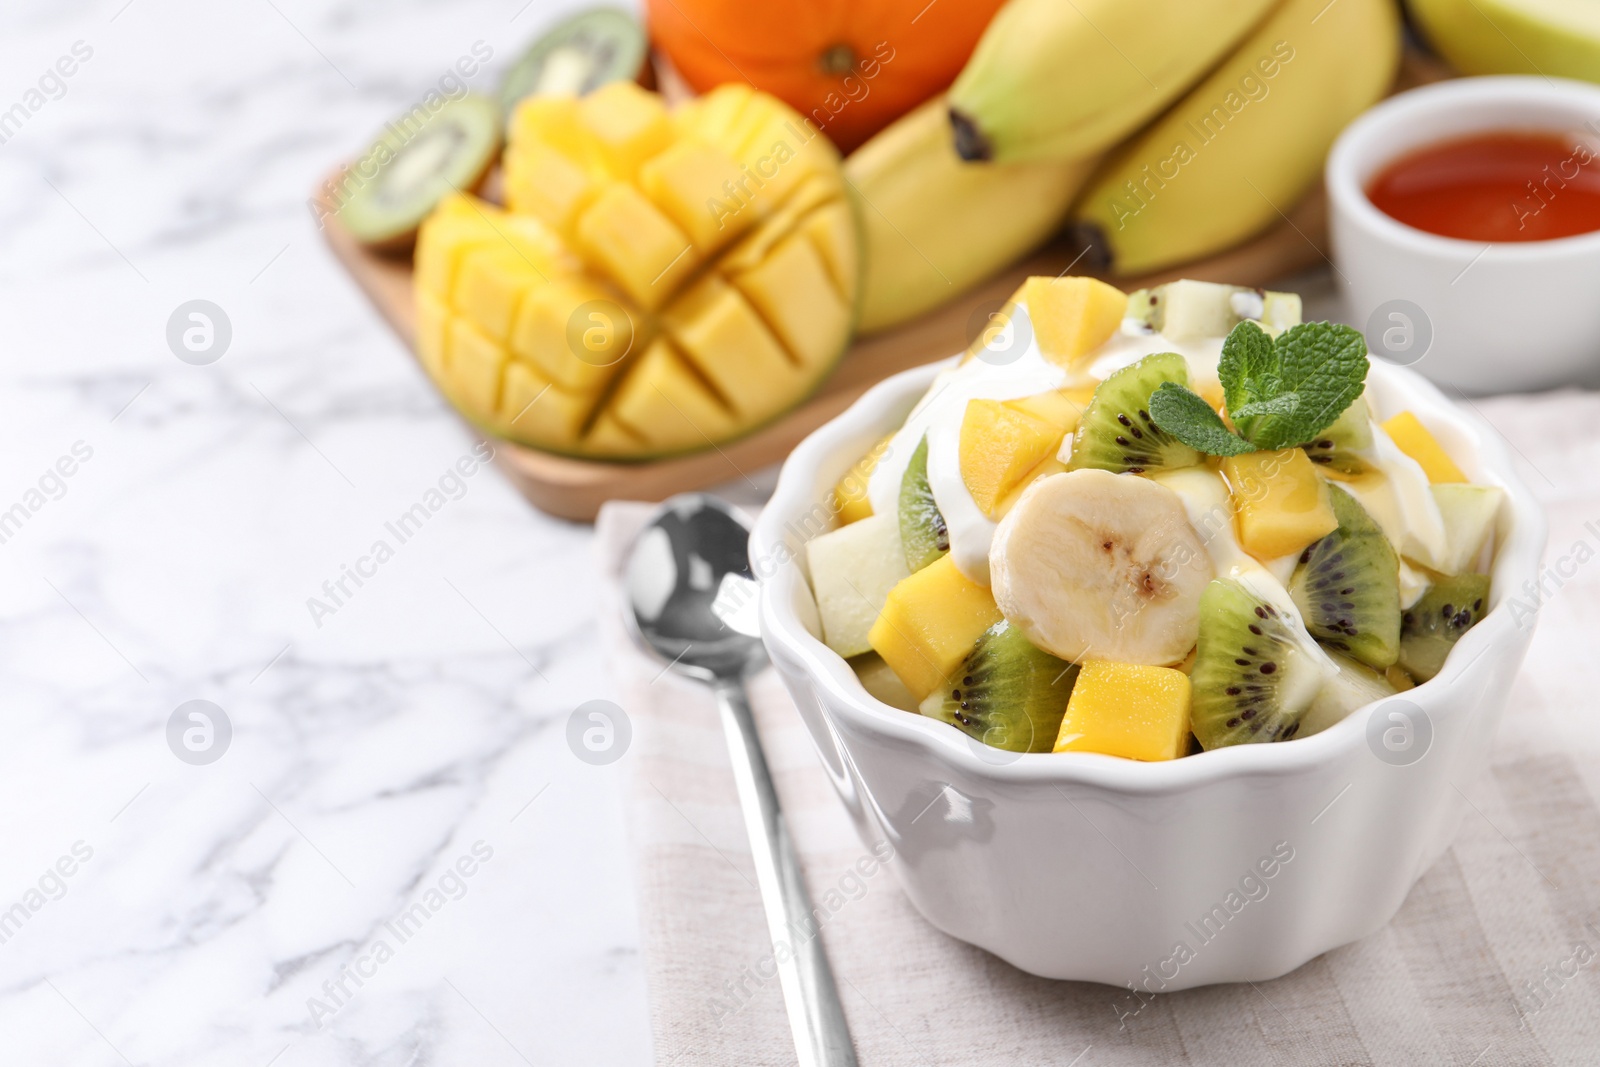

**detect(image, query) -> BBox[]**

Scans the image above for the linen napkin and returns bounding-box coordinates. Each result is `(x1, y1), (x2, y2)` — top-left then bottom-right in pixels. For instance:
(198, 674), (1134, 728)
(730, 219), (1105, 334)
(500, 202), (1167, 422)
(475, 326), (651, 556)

(597, 388), (1600, 1067)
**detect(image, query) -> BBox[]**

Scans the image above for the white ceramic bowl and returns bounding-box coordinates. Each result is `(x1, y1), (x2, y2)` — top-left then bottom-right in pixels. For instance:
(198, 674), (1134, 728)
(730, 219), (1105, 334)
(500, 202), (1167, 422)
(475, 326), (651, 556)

(753, 358), (1545, 989)
(1328, 76), (1600, 394)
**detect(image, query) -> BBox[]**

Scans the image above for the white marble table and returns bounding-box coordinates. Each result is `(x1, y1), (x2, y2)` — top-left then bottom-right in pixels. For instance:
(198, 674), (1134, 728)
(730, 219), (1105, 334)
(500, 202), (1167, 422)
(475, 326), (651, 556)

(0, 1), (665, 1062)
(0, 0), (1364, 1061)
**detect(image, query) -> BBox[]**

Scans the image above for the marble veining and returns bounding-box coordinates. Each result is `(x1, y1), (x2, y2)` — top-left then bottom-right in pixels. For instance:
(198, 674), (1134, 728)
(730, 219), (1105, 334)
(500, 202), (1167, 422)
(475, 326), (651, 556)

(0, 0), (654, 1062)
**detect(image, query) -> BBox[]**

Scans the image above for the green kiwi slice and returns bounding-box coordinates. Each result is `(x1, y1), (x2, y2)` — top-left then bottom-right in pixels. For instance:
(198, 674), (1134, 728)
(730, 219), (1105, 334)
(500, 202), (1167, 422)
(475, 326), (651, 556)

(499, 7), (649, 112)
(1068, 352), (1202, 474)
(1289, 487), (1400, 669)
(919, 620), (1078, 753)
(338, 94), (501, 252)
(1191, 579), (1329, 749)
(1398, 574), (1491, 681)
(1301, 396), (1374, 476)
(898, 435), (948, 572)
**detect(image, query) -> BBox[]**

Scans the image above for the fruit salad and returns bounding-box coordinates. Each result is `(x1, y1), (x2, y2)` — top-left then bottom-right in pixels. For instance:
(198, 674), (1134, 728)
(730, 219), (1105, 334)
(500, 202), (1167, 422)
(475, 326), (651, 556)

(804, 278), (1501, 759)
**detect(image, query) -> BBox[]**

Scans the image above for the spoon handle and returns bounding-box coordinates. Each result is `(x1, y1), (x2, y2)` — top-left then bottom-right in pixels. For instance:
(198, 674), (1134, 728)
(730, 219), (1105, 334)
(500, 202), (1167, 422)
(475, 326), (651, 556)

(713, 678), (858, 1067)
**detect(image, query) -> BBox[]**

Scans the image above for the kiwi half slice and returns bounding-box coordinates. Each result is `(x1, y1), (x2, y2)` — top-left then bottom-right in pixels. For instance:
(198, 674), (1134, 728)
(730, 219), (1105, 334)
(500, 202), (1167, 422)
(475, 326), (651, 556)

(339, 94), (501, 252)
(898, 435), (948, 572)
(1302, 396), (1374, 477)
(1068, 352), (1202, 474)
(1289, 487), (1400, 669)
(919, 620), (1078, 753)
(1191, 579), (1328, 749)
(499, 7), (648, 112)
(1398, 574), (1490, 681)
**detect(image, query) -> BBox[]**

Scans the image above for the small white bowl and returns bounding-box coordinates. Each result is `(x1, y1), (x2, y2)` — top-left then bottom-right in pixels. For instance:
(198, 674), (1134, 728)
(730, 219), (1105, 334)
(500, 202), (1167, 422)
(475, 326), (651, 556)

(1328, 75), (1600, 394)
(753, 358), (1545, 989)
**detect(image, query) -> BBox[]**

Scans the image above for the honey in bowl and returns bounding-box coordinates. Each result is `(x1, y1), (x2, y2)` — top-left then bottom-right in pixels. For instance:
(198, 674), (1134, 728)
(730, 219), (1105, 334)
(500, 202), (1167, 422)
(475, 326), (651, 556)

(1366, 131), (1600, 242)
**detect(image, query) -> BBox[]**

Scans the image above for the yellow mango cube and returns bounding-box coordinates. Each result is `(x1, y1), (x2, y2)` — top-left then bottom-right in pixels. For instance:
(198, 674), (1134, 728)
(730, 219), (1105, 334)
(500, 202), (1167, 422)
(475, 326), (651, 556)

(577, 82), (673, 178)
(1222, 449), (1339, 561)
(447, 318), (507, 415)
(1053, 661), (1192, 761)
(504, 140), (601, 234)
(455, 246), (543, 343)
(831, 435), (891, 525)
(511, 278), (637, 394)
(1025, 276), (1128, 365)
(959, 399), (1065, 518)
(575, 185), (699, 310)
(1382, 411), (1467, 484)
(994, 456), (1067, 519)
(733, 231), (849, 369)
(638, 140), (751, 252)
(801, 201), (858, 299)
(661, 274), (802, 422)
(868, 555), (1003, 700)
(1004, 386), (1095, 431)
(584, 414), (649, 457)
(607, 340), (737, 452)
(415, 290), (450, 380)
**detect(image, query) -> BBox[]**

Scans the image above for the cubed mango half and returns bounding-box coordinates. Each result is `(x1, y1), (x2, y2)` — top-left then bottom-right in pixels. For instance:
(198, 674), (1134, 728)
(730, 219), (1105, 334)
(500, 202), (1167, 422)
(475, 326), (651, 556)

(415, 81), (857, 460)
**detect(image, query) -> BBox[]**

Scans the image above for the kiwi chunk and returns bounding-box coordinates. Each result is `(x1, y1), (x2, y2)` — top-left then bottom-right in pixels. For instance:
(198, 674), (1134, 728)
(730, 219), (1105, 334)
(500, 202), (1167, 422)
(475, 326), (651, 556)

(1068, 352), (1202, 474)
(1398, 574), (1490, 681)
(919, 620), (1078, 753)
(499, 7), (648, 111)
(898, 435), (948, 572)
(338, 94), (501, 252)
(1125, 281), (1302, 339)
(1190, 579), (1328, 749)
(1302, 396), (1374, 477)
(1289, 487), (1400, 669)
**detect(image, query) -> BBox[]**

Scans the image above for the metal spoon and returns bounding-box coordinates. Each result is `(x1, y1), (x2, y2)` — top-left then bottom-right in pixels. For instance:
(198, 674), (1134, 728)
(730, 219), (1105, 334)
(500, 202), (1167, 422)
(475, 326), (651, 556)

(624, 493), (857, 1067)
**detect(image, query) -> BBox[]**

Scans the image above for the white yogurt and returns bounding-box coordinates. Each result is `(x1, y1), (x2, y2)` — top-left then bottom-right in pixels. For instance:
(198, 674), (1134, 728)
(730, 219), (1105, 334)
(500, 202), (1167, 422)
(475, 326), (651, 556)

(868, 311), (1223, 586)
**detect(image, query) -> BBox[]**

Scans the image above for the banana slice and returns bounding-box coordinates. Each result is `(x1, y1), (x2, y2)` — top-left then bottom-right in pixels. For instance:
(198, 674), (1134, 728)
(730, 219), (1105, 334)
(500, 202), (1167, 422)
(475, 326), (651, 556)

(990, 469), (1214, 665)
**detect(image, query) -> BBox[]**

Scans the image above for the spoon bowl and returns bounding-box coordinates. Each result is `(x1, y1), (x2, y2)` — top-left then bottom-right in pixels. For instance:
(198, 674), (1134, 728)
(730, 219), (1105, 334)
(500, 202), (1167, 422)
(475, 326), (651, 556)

(624, 494), (767, 683)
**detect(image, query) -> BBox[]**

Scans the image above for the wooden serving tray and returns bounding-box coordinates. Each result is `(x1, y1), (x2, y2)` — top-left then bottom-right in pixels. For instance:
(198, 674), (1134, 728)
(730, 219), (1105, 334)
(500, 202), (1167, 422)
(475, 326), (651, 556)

(324, 53), (1445, 522)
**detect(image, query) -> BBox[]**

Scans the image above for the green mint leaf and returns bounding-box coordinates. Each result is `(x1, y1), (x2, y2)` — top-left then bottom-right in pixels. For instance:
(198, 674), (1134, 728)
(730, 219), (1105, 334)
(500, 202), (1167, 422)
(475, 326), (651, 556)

(1217, 320), (1277, 415)
(1230, 393), (1300, 421)
(1148, 382), (1258, 456)
(1246, 322), (1368, 450)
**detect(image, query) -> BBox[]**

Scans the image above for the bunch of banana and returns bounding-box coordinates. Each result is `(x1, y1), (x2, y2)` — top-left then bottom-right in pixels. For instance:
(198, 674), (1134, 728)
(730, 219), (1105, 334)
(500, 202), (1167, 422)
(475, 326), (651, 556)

(1069, 0), (1401, 275)
(848, 0), (1400, 330)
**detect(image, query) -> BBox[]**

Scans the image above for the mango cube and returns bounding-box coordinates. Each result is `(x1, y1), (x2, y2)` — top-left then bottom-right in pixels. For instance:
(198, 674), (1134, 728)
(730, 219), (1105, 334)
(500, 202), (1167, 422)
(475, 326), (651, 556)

(1222, 448), (1339, 560)
(576, 185), (699, 310)
(868, 555), (1003, 700)
(959, 399), (1067, 517)
(605, 340), (737, 452)
(1053, 661), (1192, 761)
(577, 81), (673, 178)
(1004, 386), (1095, 431)
(831, 435), (891, 525)
(1382, 411), (1466, 484)
(1024, 276), (1128, 365)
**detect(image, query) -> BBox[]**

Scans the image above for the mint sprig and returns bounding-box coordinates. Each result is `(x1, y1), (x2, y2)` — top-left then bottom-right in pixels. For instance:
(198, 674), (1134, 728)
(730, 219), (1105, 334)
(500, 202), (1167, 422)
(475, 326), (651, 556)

(1147, 383), (1254, 455)
(1149, 320), (1368, 456)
